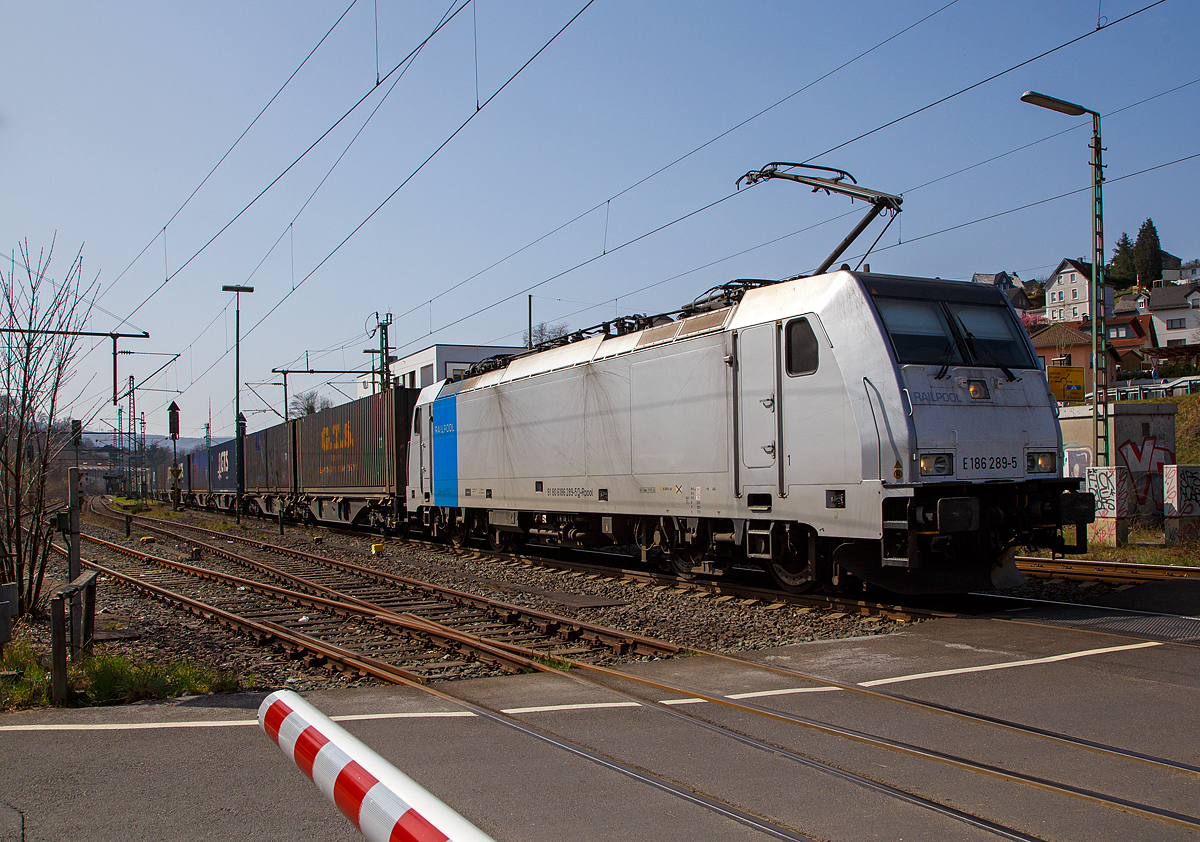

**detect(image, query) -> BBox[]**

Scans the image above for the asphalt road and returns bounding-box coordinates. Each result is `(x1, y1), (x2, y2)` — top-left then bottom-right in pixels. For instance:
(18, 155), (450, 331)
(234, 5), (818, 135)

(4, 593), (1199, 842)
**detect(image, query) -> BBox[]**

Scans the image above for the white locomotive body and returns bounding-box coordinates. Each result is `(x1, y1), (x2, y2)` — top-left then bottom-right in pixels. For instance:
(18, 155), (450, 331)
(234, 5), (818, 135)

(406, 270), (1092, 593)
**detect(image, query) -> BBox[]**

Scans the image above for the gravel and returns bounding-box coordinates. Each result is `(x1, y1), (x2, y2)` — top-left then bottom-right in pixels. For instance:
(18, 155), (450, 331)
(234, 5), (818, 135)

(0, 506), (918, 702)
(21, 504), (1135, 706)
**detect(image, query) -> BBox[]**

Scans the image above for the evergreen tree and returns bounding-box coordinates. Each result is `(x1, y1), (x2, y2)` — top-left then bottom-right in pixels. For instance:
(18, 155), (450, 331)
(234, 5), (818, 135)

(1108, 232), (1136, 287)
(1133, 218), (1163, 284)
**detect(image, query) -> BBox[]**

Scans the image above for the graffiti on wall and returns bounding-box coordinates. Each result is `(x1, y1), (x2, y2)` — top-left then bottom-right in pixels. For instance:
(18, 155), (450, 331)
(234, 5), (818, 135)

(1117, 436), (1175, 509)
(1087, 466), (1132, 519)
(1164, 465), (1200, 518)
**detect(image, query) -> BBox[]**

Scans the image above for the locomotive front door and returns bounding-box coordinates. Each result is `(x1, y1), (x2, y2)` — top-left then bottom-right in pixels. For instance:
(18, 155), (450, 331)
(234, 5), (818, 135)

(738, 323), (779, 489)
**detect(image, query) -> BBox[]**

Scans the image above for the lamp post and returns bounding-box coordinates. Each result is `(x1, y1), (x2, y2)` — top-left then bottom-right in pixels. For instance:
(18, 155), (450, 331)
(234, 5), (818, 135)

(222, 285), (254, 523)
(1021, 91), (1108, 467)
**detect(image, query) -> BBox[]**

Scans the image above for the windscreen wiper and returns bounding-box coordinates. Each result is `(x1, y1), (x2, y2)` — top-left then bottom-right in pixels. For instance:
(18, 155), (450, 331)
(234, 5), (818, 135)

(956, 318), (1017, 382)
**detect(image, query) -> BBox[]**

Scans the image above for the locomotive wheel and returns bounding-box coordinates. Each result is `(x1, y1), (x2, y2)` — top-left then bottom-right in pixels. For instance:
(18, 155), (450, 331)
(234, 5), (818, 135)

(667, 546), (698, 579)
(768, 553), (816, 593)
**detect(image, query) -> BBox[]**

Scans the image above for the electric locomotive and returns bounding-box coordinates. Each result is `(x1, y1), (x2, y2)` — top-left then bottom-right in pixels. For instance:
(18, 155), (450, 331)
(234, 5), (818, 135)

(404, 165), (1093, 593)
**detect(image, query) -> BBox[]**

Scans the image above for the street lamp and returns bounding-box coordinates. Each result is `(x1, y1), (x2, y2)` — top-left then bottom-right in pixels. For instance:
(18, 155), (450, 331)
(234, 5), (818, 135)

(222, 284), (253, 523)
(1021, 91), (1108, 467)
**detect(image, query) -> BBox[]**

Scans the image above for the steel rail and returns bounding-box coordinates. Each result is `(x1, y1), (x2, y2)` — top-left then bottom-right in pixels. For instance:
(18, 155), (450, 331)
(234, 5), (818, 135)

(90, 509), (1180, 836)
(688, 644), (1200, 778)
(1016, 556), (1200, 583)
(361, 606), (1046, 840)
(47, 541), (428, 686)
(103, 502), (1199, 778)
(564, 660), (1200, 832)
(77, 531), (544, 675)
(97, 502), (682, 656)
(395, 607), (1200, 829)
(53, 544), (816, 841)
(109, 497), (950, 621)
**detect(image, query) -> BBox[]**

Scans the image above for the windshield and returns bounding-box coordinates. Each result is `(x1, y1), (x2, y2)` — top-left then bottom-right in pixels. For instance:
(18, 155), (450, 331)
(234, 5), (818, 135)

(874, 296), (1035, 369)
(946, 302), (1036, 369)
(875, 298), (963, 365)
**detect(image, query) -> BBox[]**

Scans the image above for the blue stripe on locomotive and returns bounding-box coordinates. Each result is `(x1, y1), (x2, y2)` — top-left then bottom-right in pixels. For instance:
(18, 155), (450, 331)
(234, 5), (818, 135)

(431, 394), (458, 507)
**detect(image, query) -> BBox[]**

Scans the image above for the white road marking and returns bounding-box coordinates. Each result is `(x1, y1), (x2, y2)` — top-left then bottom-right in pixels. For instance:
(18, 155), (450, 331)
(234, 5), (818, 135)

(0, 640), (1164, 731)
(727, 686), (841, 699)
(857, 641), (1162, 686)
(502, 702), (640, 714)
(0, 719), (259, 731)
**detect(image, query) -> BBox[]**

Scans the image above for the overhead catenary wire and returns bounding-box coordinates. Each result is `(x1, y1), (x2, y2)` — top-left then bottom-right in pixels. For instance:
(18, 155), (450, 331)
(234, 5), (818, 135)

(390, 0), (965, 326)
(98, 0), (360, 303)
(88, 1), (1185, 436)
(482, 146), (1200, 348)
(144, 1), (595, 428)
(389, 0), (1168, 349)
(242, 1), (597, 345)
(802, 0), (1168, 165)
(109, 0), (476, 331)
(157, 3), (454, 402)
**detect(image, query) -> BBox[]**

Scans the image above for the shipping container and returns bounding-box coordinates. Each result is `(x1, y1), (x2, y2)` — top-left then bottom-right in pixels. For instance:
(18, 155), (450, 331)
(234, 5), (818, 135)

(294, 389), (418, 493)
(154, 462), (168, 499)
(208, 439), (238, 493)
(187, 449), (209, 494)
(292, 388), (418, 525)
(244, 421), (293, 493)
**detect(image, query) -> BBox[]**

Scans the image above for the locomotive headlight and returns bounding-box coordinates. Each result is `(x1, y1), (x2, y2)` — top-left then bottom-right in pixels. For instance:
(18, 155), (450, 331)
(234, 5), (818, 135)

(1027, 452), (1057, 474)
(967, 379), (990, 400)
(919, 453), (954, 476)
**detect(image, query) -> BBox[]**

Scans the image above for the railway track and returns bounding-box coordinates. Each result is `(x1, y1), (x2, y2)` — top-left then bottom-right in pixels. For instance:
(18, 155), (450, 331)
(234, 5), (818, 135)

(85, 499), (680, 674)
(109, 500), (954, 622)
(1016, 555), (1200, 584)
(80, 500), (1200, 839)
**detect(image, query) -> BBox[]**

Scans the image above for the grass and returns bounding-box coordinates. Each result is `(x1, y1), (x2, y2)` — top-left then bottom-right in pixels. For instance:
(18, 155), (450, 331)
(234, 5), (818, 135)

(0, 630), (242, 710)
(1024, 523), (1200, 566)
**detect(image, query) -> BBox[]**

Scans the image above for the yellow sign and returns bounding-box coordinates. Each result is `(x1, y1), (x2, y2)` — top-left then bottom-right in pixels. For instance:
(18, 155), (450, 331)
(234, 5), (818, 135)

(1045, 366), (1085, 402)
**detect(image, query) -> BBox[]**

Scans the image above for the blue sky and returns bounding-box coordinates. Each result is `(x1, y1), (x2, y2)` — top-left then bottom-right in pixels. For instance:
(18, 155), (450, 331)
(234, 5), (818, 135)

(3, 0), (1197, 439)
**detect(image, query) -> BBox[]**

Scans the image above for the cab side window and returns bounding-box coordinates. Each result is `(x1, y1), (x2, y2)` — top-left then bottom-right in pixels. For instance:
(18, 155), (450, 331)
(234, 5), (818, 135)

(413, 407), (422, 435)
(785, 318), (819, 376)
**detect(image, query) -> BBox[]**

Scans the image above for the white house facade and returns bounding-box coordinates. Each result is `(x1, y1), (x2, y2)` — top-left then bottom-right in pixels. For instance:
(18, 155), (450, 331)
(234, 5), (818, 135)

(1043, 258), (1114, 323)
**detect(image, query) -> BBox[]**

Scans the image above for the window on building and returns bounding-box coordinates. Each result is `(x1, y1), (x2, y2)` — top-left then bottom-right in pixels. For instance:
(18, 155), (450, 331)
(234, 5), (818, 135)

(1072, 288), (1078, 300)
(1168, 339), (1187, 347)
(1038, 355), (1046, 369)
(1167, 318), (1186, 330)
(1072, 307), (1078, 318)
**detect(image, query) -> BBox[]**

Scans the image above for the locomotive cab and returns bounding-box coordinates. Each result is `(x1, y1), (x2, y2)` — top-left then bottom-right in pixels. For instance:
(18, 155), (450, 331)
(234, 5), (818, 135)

(831, 274), (1093, 592)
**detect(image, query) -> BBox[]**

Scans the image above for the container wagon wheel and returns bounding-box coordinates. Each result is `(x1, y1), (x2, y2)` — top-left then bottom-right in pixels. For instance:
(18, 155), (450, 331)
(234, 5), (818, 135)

(447, 518), (469, 549)
(488, 528), (514, 553)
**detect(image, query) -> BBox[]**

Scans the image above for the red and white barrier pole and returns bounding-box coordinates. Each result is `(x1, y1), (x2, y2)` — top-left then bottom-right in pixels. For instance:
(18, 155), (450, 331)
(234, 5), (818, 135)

(258, 690), (496, 842)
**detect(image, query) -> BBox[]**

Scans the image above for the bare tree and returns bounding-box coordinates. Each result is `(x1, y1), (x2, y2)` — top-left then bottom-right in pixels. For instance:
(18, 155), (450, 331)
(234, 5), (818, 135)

(523, 321), (570, 348)
(1, 238), (94, 618)
(288, 388), (333, 418)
